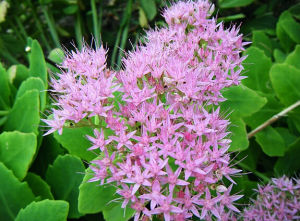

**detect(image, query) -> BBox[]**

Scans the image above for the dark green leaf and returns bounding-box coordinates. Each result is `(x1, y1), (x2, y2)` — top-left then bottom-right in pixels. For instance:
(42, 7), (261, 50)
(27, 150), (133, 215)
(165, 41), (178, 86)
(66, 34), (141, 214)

(0, 162), (35, 221)
(4, 90), (40, 134)
(29, 40), (48, 86)
(244, 94), (284, 129)
(24, 172), (54, 200)
(274, 138), (300, 176)
(30, 134), (66, 177)
(140, 0), (157, 21)
(255, 126), (285, 157)
(15, 199), (69, 221)
(219, 0), (254, 8)
(0, 131), (37, 180)
(221, 85), (267, 118)
(242, 47), (272, 93)
(274, 127), (297, 149)
(78, 167), (116, 214)
(270, 63), (300, 106)
(16, 77), (46, 111)
(0, 63), (11, 109)
(279, 11), (300, 44)
(228, 117), (249, 151)
(46, 154), (85, 218)
(53, 127), (96, 161)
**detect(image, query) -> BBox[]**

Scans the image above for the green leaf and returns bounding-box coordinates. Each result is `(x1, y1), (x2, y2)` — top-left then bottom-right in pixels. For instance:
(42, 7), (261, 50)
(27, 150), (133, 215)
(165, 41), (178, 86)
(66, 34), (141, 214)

(276, 11), (300, 52)
(219, 0), (254, 8)
(252, 31), (273, 57)
(63, 5), (78, 15)
(279, 11), (300, 44)
(221, 85), (267, 118)
(0, 131), (37, 180)
(24, 172), (54, 200)
(139, 7), (148, 28)
(0, 63), (11, 109)
(270, 63), (300, 106)
(274, 127), (297, 149)
(255, 126), (285, 157)
(242, 47), (272, 93)
(53, 127), (96, 161)
(274, 49), (286, 63)
(29, 40), (48, 86)
(218, 13), (245, 22)
(15, 199), (69, 221)
(30, 134), (65, 177)
(46, 154), (85, 218)
(229, 117), (249, 151)
(103, 203), (135, 221)
(4, 90), (40, 134)
(0, 162), (35, 221)
(48, 48), (64, 64)
(78, 167), (116, 214)
(285, 44), (300, 69)
(274, 138), (300, 176)
(16, 77), (46, 111)
(7, 65), (30, 89)
(244, 94), (284, 129)
(140, 0), (157, 21)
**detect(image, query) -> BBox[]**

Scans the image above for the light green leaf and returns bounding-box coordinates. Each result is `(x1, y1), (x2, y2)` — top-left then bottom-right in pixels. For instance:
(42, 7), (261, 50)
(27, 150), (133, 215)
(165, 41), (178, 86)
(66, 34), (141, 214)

(16, 77), (46, 111)
(280, 11), (300, 44)
(274, 49), (286, 63)
(252, 31), (273, 57)
(0, 63), (11, 109)
(0, 162), (35, 221)
(139, 7), (148, 28)
(24, 172), (54, 200)
(29, 40), (48, 86)
(270, 63), (300, 106)
(103, 203), (135, 221)
(285, 44), (300, 69)
(221, 85), (267, 118)
(255, 126), (285, 157)
(46, 155), (85, 218)
(48, 48), (64, 64)
(229, 117), (249, 151)
(140, 0), (156, 21)
(276, 11), (299, 52)
(15, 199), (69, 221)
(219, 0), (254, 8)
(78, 167), (116, 214)
(0, 131), (37, 180)
(54, 127), (96, 161)
(4, 90), (40, 134)
(242, 47), (272, 93)
(7, 65), (30, 89)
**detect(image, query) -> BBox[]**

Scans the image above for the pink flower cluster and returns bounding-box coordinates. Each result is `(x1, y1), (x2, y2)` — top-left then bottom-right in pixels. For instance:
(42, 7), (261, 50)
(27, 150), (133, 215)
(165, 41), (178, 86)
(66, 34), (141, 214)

(45, 0), (247, 220)
(243, 176), (300, 221)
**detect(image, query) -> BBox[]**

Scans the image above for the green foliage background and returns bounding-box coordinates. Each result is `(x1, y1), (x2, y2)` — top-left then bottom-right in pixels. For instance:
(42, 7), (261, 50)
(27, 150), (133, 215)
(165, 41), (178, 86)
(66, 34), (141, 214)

(0, 0), (299, 220)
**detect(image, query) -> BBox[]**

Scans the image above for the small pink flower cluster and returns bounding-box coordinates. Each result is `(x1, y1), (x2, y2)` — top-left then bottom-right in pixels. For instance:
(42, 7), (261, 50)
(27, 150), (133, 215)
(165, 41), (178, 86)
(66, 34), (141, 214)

(43, 45), (119, 135)
(243, 176), (300, 221)
(45, 0), (247, 220)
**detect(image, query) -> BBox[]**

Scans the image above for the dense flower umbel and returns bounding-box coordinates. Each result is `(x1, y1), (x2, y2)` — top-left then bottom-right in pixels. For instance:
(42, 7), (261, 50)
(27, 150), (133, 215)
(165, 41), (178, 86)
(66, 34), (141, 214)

(45, 0), (247, 220)
(243, 176), (300, 221)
